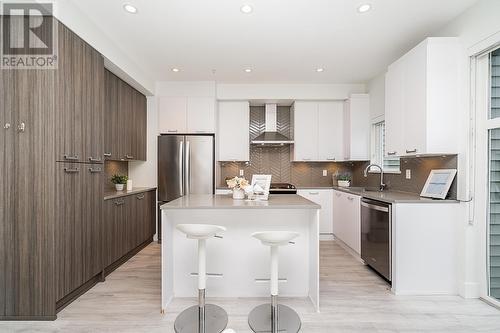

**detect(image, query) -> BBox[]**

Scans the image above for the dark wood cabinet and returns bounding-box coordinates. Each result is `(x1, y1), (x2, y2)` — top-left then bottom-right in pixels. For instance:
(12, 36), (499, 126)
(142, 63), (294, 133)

(56, 23), (104, 164)
(0, 21), (57, 318)
(104, 70), (147, 161)
(55, 163), (103, 302)
(103, 190), (155, 270)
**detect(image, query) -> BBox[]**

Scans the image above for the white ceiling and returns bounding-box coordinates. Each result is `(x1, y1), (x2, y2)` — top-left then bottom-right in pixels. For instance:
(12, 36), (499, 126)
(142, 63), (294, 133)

(69, 0), (478, 84)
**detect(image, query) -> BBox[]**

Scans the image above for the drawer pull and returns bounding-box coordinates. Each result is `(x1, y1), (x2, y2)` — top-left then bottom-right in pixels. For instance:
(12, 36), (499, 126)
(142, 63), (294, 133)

(302, 158), (311, 161)
(89, 167), (102, 173)
(64, 167), (79, 173)
(347, 197), (354, 201)
(167, 130), (178, 133)
(387, 151), (397, 156)
(335, 193), (342, 197)
(136, 194), (145, 200)
(114, 199), (125, 206)
(309, 192), (319, 195)
(125, 155), (134, 159)
(326, 158), (335, 161)
(104, 152), (112, 157)
(64, 154), (79, 160)
(89, 156), (102, 162)
(406, 149), (417, 154)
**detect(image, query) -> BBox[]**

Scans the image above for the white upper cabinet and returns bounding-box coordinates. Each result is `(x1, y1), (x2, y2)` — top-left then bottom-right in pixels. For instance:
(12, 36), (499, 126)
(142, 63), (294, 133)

(385, 37), (460, 156)
(217, 101), (250, 161)
(158, 97), (187, 133)
(293, 101), (319, 161)
(318, 102), (344, 161)
(343, 94), (370, 160)
(158, 96), (216, 134)
(293, 101), (344, 162)
(187, 97), (216, 133)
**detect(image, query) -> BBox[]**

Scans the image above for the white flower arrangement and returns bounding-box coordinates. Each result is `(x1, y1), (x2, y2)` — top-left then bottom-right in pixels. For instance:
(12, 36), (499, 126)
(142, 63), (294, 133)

(226, 176), (249, 190)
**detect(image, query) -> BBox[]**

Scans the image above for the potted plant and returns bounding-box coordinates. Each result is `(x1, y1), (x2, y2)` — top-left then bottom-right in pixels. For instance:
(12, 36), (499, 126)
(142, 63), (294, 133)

(111, 174), (128, 191)
(226, 176), (249, 200)
(337, 174), (351, 187)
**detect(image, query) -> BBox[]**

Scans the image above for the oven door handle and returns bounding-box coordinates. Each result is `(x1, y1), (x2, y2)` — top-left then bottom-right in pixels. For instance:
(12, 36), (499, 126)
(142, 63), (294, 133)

(361, 201), (389, 213)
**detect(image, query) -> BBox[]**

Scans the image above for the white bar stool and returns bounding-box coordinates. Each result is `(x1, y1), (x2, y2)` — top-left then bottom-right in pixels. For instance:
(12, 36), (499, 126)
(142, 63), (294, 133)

(174, 224), (228, 333)
(249, 231), (302, 333)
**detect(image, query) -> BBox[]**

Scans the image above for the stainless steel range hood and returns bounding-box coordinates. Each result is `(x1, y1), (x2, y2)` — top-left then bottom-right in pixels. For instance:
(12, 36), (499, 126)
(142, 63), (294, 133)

(251, 104), (294, 146)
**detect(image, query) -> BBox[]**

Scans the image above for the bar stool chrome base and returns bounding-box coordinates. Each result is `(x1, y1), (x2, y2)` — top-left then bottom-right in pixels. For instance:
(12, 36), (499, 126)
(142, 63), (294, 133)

(248, 303), (301, 333)
(174, 304), (228, 333)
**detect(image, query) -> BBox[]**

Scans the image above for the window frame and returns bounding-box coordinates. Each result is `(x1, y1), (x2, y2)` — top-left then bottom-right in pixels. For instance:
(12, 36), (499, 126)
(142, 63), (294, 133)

(370, 119), (401, 174)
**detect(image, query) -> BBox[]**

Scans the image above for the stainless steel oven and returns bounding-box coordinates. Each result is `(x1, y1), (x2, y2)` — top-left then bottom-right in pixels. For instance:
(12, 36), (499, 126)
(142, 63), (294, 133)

(361, 198), (392, 282)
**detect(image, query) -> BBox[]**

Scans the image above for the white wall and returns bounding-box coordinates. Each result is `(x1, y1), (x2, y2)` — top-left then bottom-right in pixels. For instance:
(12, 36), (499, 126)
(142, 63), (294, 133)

(434, 0), (500, 300)
(216, 83), (365, 101)
(366, 73), (386, 122)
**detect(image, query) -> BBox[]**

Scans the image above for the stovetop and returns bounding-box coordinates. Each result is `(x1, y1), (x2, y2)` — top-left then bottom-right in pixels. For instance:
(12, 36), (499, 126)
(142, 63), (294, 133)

(269, 183), (297, 194)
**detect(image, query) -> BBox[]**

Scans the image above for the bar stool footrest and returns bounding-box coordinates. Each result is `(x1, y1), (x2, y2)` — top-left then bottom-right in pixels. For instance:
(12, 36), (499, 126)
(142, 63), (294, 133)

(174, 304), (228, 333)
(248, 303), (301, 333)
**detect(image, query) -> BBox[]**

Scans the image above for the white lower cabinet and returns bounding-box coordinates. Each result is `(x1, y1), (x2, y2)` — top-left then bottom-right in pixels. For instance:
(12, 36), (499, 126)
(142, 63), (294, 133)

(297, 189), (333, 238)
(332, 190), (361, 254)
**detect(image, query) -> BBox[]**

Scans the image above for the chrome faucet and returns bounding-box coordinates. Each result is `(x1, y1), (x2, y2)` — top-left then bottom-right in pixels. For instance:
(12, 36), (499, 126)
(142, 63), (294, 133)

(364, 164), (386, 191)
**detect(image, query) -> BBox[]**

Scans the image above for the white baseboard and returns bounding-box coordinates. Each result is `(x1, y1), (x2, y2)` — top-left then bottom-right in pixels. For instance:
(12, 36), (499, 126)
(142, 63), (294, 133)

(459, 281), (480, 298)
(319, 234), (334, 241)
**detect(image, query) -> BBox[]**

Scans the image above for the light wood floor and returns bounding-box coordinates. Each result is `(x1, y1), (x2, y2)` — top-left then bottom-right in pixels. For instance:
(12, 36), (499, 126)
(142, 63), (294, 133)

(3, 241), (500, 332)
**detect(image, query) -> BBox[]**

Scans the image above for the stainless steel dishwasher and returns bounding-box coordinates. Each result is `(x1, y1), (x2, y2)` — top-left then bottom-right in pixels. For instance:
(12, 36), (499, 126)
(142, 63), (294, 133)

(361, 198), (392, 282)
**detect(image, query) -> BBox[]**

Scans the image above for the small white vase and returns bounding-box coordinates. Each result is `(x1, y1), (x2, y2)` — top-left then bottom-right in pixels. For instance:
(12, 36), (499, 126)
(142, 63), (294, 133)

(115, 184), (124, 191)
(232, 188), (245, 200)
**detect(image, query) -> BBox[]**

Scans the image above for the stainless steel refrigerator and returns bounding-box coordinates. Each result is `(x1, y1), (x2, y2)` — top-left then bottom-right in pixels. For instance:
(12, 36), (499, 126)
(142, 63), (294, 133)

(157, 134), (215, 242)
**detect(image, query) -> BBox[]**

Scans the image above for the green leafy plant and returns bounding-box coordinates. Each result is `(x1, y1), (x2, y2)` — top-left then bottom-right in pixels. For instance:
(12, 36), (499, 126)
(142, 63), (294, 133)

(337, 174), (351, 181)
(111, 174), (128, 185)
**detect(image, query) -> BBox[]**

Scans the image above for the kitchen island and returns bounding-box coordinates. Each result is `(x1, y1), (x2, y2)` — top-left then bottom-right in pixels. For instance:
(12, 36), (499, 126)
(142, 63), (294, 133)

(160, 194), (321, 312)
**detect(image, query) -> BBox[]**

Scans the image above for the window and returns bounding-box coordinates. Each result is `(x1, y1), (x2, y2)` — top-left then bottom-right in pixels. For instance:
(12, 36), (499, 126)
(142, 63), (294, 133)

(371, 121), (400, 173)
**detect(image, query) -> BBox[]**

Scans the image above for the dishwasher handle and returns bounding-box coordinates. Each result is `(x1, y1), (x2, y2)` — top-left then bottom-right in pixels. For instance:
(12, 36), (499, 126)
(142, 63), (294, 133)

(361, 201), (390, 213)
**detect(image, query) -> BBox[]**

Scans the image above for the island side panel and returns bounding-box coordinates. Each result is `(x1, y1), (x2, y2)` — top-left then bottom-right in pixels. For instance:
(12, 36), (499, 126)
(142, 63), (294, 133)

(309, 209), (320, 312)
(167, 208), (312, 298)
(161, 209), (174, 311)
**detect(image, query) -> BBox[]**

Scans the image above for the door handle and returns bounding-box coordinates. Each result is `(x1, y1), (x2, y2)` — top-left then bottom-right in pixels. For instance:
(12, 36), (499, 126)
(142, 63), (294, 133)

(64, 154), (79, 160)
(185, 140), (190, 195)
(125, 154), (134, 159)
(347, 196), (354, 201)
(88, 167), (102, 173)
(179, 141), (184, 196)
(309, 192), (319, 195)
(103, 152), (112, 157)
(89, 157), (102, 162)
(326, 158), (335, 161)
(17, 122), (25, 132)
(405, 149), (417, 154)
(136, 194), (145, 200)
(302, 158), (311, 161)
(64, 167), (79, 173)
(387, 151), (397, 156)
(167, 130), (178, 133)
(114, 199), (125, 206)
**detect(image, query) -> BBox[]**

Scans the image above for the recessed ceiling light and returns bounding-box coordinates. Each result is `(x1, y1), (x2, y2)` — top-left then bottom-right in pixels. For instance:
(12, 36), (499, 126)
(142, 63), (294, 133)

(240, 4), (253, 14)
(316, 68), (324, 73)
(244, 68), (252, 73)
(123, 4), (138, 14)
(357, 3), (371, 13)
(171, 68), (180, 72)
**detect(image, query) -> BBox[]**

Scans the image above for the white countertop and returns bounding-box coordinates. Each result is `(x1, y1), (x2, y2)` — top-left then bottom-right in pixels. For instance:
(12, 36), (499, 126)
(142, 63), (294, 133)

(161, 194), (321, 210)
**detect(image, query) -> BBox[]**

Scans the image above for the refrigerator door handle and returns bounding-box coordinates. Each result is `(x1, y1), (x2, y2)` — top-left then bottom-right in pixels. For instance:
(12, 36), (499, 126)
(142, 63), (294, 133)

(185, 140), (190, 195)
(179, 140), (184, 196)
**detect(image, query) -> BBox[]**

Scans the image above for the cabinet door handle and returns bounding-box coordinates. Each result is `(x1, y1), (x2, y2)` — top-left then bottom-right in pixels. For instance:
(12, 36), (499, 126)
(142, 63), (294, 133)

(136, 194), (145, 200)
(195, 130), (206, 133)
(125, 155), (134, 159)
(89, 157), (102, 162)
(64, 154), (79, 160)
(114, 199), (125, 206)
(387, 151), (397, 156)
(405, 149), (417, 154)
(335, 193), (342, 197)
(64, 167), (79, 173)
(17, 122), (25, 132)
(302, 158), (311, 161)
(326, 158), (335, 161)
(89, 167), (102, 173)
(347, 196), (354, 201)
(309, 191), (319, 195)
(167, 130), (178, 133)
(103, 152), (112, 157)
